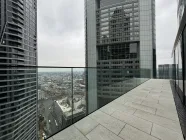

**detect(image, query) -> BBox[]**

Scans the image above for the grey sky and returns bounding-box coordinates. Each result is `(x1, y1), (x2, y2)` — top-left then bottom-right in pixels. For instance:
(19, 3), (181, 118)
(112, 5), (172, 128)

(38, 0), (177, 67)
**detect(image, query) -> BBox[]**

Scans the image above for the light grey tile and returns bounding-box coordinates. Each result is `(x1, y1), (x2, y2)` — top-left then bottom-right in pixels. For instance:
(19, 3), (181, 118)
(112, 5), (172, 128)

(141, 101), (177, 113)
(125, 102), (156, 114)
(151, 124), (184, 140)
(132, 96), (159, 104)
(100, 102), (136, 115)
(158, 99), (176, 108)
(52, 126), (88, 140)
(86, 125), (123, 140)
(156, 108), (179, 122)
(125, 92), (149, 98)
(115, 96), (143, 105)
(119, 125), (159, 140)
(89, 110), (125, 135)
(134, 110), (182, 133)
(74, 117), (99, 135)
(146, 94), (160, 100)
(111, 110), (152, 134)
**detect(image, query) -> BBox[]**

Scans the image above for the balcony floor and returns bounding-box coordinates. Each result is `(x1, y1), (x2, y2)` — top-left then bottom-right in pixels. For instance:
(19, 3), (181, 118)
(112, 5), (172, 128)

(49, 79), (184, 140)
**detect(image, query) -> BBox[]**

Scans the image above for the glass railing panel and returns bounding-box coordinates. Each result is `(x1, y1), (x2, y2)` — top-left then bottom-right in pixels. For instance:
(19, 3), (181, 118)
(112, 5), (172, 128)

(36, 67), (151, 140)
(38, 67), (73, 140)
(72, 68), (87, 123)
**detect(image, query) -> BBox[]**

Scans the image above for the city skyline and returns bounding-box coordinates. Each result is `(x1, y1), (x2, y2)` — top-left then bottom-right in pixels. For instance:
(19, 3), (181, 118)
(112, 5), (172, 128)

(38, 0), (177, 67)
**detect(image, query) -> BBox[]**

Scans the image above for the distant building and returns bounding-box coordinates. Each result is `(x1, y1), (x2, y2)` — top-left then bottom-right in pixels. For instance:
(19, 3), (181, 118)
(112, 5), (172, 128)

(158, 64), (176, 79)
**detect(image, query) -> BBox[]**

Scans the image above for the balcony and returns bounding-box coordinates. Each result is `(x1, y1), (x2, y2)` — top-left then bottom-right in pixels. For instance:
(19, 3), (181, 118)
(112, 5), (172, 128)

(46, 79), (183, 140)
(35, 67), (184, 140)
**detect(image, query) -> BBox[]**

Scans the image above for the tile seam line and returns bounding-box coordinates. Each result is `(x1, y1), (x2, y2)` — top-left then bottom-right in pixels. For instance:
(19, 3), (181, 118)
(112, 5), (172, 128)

(123, 124), (161, 140)
(133, 113), (182, 134)
(110, 112), (153, 135)
(74, 120), (99, 137)
(133, 105), (178, 121)
(134, 110), (178, 123)
(123, 105), (156, 114)
(72, 125), (89, 140)
(88, 110), (126, 135)
(85, 124), (101, 140)
(88, 124), (126, 140)
(155, 114), (179, 122)
(152, 123), (183, 135)
(123, 102), (157, 112)
(107, 107), (159, 126)
(117, 123), (127, 136)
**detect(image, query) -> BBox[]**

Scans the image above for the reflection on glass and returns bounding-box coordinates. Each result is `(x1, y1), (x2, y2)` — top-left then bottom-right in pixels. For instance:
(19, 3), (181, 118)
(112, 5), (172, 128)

(38, 68), (73, 139)
(38, 67), (151, 139)
(184, 27), (186, 97)
(72, 68), (86, 123)
(178, 44), (183, 92)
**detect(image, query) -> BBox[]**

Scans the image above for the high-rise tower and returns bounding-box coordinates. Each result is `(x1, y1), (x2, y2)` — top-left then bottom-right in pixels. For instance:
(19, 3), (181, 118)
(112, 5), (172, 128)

(0, 0), (37, 139)
(85, 0), (156, 112)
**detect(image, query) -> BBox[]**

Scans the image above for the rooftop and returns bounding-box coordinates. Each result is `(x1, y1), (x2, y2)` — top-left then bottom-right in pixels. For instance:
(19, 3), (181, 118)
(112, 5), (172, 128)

(48, 79), (183, 140)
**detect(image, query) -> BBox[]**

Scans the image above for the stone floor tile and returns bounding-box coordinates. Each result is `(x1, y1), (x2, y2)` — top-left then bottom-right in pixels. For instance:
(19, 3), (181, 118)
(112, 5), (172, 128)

(52, 79), (183, 140)
(86, 125), (123, 140)
(119, 125), (159, 140)
(125, 102), (156, 114)
(52, 126), (88, 140)
(111, 110), (152, 134)
(74, 117), (99, 135)
(134, 110), (182, 133)
(158, 100), (176, 108)
(156, 108), (179, 122)
(151, 124), (184, 140)
(159, 95), (173, 100)
(115, 96), (143, 105)
(89, 110), (125, 135)
(141, 101), (177, 113)
(100, 102), (136, 115)
(134, 96), (159, 104)
(146, 94), (160, 100)
(125, 92), (149, 98)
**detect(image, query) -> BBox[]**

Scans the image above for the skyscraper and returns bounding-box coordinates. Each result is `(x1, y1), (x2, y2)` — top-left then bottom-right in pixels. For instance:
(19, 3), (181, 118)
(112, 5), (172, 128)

(85, 0), (156, 112)
(0, 0), (37, 139)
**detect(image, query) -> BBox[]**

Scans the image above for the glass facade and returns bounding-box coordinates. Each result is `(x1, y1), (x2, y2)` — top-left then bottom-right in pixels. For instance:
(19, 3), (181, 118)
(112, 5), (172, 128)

(174, 39), (185, 103)
(139, 0), (156, 78)
(158, 64), (176, 79)
(0, 0), (37, 139)
(177, 0), (186, 23)
(173, 0), (186, 105)
(85, 0), (156, 112)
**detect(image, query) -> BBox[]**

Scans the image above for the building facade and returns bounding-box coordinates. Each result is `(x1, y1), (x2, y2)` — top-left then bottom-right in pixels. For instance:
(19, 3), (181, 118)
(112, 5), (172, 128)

(0, 0), (37, 140)
(158, 64), (176, 79)
(173, 0), (186, 107)
(85, 0), (156, 112)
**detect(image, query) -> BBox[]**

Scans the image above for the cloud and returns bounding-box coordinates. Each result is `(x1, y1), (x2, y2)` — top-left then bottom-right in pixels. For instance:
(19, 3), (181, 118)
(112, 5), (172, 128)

(38, 0), (85, 67)
(38, 0), (178, 67)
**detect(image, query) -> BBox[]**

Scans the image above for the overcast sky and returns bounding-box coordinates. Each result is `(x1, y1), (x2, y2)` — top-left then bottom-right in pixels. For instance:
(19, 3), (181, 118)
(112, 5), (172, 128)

(38, 0), (178, 67)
